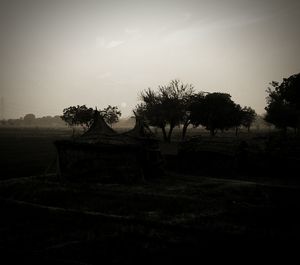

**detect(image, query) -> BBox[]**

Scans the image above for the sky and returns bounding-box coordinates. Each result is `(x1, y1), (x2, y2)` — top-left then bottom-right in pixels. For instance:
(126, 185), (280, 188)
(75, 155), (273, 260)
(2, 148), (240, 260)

(0, 0), (300, 119)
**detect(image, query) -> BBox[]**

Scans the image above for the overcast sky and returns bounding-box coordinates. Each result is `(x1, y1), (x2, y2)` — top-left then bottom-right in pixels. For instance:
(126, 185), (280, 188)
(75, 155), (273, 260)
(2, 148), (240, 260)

(0, 0), (300, 118)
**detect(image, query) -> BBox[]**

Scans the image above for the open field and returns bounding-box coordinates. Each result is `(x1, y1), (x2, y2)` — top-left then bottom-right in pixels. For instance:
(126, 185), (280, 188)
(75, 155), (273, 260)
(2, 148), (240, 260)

(0, 127), (72, 179)
(1, 127), (300, 264)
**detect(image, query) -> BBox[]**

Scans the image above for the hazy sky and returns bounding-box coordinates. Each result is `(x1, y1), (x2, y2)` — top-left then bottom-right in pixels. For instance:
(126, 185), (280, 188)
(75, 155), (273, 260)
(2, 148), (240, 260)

(1, 0), (300, 118)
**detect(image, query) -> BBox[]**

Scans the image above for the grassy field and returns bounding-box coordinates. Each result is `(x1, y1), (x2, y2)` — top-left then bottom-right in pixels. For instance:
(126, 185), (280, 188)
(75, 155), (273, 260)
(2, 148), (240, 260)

(0, 127), (300, 264)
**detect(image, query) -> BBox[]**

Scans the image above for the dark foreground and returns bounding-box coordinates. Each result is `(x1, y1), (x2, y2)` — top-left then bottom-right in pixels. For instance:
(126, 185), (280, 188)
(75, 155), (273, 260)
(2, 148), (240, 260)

(1, 127), (300, 264)
(1, 173), (300, 265)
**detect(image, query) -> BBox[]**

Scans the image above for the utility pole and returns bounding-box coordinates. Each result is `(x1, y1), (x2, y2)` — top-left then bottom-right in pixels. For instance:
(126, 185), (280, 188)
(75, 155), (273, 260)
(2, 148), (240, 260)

(0, 96), (4, 120)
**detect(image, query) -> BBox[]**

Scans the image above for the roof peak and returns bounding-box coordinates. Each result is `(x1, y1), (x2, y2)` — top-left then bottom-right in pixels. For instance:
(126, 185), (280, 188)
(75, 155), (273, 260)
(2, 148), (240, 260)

(82, 110), (116, 137)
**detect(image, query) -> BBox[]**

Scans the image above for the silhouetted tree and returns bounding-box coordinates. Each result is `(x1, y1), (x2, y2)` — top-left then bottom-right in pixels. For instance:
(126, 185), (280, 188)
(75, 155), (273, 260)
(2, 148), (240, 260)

(61, 105), (94, 130)
(61, 105), (121, 133)
(265, 73), (300, 133)
(231, 104), (243, 136)
(100, 105), (121, 126)
(194, 93), (239, 136)
(23, 113), (36, 126)
(181, 92), (205, 140)
(137, 80), (194, 142)
(136, 89), (167, 140)
(240, 107), (257, 132)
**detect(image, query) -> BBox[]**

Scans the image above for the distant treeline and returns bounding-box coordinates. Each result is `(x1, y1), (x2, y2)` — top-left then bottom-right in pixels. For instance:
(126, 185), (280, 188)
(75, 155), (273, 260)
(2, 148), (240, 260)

(0, 114), (271, 134)
(0, 114), (66, 127)
(0, 113), (136, 128)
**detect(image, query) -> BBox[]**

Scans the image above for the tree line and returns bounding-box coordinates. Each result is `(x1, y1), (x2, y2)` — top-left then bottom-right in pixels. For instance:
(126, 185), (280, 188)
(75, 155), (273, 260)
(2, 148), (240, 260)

(6, 72), (296, 139)
(136, 72), (300, 141)
(0, 114), (65, 127)
(136, 79), (256, 142)
(59, 81), (257, 142)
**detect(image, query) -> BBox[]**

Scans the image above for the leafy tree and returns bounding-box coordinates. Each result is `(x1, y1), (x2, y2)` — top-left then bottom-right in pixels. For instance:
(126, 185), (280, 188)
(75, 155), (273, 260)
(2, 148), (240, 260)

(181, 92), (205, 140)
(137, 80), (194, 142)
(265, 73), (300, 133)
(61, 105), (94, 130)
(61, 105), (121, 132)
(194, 93), (239, 136)
(136, 88), (167, 138)
(100, 105), (121, 126)
(23, 113), (36, 126)
(240, 107), (256, 132)
(231, 104), (244, 136)
(159, 80), (194, 142)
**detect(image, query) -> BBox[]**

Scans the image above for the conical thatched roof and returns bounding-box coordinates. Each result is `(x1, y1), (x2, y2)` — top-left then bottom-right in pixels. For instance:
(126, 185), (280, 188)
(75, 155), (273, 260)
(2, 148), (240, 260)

(54, 111), (163, 182)
(125, 115), (154, 138)
(82, 110), (116, 138)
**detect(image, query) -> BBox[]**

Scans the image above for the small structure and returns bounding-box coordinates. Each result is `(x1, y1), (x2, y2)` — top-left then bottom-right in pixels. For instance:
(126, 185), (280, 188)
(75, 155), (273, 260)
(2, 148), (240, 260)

(54, 111), (163, 183)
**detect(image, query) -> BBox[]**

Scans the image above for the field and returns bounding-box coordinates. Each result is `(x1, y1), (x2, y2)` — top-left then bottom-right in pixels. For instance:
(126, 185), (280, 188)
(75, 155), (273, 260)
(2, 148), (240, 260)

(1, 127), (300, 264)
(0, 127), (72, 179)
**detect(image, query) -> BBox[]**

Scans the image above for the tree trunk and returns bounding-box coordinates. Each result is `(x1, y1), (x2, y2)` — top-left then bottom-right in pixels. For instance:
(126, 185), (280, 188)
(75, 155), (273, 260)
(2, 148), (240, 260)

(210, 128), (215, 136)
(181, 120), (190, 141)
(167, 125), (175, 142)
(235, 127), (239, 137)
(161, 126), (167, 142)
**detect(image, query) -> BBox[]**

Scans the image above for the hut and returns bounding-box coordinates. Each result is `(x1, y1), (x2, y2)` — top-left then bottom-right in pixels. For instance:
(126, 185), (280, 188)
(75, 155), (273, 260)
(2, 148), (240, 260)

(54, 111), (163, 183)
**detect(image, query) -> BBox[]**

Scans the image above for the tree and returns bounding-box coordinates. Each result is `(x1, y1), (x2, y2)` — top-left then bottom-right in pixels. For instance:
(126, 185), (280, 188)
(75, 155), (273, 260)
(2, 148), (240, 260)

(265, 73), (300, 133)
(136, 88), (167, 140)
(23, 113), (36, 126)
(231, 104), (243, 136)
(61, 105), (94, 130)
(159, 80), (194, 142)
(137, 79), (194, 142)
(240, 107), (256, 132)
(61, 105), (121, 132)
(193, 93), (240, 136)
(181, 92), (205, 140)
(100, 105), (121, 126)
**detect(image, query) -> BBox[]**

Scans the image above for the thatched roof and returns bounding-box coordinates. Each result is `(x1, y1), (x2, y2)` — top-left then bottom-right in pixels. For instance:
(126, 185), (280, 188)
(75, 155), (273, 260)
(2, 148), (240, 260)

(81, 110), (116, 139)
(69, 111), (157, 147)
(54, 112), (163, 181)
(125, 115), (154, 138)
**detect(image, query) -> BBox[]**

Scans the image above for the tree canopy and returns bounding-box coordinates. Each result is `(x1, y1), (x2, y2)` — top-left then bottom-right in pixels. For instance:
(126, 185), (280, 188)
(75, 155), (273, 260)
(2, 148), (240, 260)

(61, 105), (94, 130)
(265, 73), (300, 131)
(136, 79), (194, 142)
(193, 93), (240, 136)
(23, 113), (36, 126)
(240, 107), (257, 132)
(136, 80), (257, 140)
(61, 105), (121, 130)
(101, 105), (122, 126)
